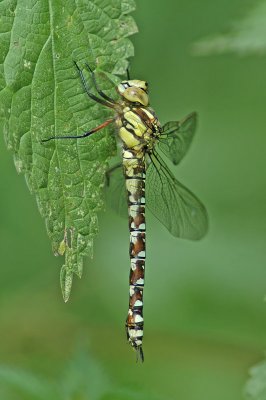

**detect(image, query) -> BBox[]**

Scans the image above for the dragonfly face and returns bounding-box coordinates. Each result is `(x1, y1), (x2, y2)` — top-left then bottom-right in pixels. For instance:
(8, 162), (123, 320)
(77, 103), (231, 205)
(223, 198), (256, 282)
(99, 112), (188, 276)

(117, 80), (149, 106)
(42, 62), (208, 363)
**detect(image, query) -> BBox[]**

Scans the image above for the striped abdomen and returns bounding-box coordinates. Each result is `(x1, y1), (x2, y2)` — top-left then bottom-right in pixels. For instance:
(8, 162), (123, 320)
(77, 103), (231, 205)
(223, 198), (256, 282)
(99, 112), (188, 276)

(123, 149), (146, 362)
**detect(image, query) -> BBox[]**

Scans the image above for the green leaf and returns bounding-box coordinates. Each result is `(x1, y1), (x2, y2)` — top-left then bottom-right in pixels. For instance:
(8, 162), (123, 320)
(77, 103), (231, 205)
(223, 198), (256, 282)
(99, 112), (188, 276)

(0, 365), (58, 400)
(192, 1), (266, 56)
(0, 349), (167, 400)
(0, 0), (137, 300)
(60, 349), (110, 400)
(244, 358), (266, 400)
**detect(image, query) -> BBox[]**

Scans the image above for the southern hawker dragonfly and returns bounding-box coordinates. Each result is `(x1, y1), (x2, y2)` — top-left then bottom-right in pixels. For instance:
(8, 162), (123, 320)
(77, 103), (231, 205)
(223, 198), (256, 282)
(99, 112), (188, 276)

(42, 62), (208, 362)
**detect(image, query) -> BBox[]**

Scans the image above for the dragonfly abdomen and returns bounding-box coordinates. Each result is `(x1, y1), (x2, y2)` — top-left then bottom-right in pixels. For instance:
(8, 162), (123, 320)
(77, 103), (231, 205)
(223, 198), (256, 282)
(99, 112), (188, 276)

(123, 151), (146, 361)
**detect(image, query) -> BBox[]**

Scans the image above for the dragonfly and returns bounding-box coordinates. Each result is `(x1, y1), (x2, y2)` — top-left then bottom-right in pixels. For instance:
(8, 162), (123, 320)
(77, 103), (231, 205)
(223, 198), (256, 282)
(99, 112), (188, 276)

(42, 62), (208, 362)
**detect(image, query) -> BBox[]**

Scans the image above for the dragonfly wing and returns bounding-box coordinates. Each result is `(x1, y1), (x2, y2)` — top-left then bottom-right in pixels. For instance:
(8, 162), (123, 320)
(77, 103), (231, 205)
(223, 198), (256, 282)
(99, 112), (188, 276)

(105, 165), (128, 218)
(159, 112), (197, 165)
(146, 150), (208, 240)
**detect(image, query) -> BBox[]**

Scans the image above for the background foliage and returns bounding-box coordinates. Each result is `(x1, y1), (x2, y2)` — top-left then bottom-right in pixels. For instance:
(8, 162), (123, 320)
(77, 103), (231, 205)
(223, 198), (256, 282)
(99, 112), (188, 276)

(245, 358), (266, 400)
(193, 0), (266, 55)
(1, 0), (266, 399)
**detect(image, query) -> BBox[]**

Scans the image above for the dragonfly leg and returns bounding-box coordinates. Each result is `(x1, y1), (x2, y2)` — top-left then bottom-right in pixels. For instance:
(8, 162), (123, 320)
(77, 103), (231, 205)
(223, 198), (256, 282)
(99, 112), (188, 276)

(41, 118), (114, 142)
(105, 162), (122, 186)
(84, 63), (116, 104)
(126, 67), (131, 80)
(74, 61), (114, 109)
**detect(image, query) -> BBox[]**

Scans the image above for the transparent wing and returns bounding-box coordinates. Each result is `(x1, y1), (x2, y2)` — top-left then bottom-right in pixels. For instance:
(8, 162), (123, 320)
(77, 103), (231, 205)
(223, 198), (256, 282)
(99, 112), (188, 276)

(105, 164), (128, 218)
(159, 112), (197, 165)
(146, 150), (208, 240)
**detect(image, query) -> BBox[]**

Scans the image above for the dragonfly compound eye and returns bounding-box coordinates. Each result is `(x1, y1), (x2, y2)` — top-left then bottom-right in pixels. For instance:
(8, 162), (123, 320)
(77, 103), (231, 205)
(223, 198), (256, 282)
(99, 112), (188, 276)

(121, 87), (149, 106)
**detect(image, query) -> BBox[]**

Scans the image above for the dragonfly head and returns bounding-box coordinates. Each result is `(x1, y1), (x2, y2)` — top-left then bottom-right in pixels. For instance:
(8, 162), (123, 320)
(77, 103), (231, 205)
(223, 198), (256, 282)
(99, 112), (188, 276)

(117, 80), (149, 106)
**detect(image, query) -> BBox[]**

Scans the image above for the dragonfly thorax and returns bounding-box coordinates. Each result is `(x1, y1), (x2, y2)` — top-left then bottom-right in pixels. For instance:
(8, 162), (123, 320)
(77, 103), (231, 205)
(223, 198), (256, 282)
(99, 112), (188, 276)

(118, 80), (149, 106)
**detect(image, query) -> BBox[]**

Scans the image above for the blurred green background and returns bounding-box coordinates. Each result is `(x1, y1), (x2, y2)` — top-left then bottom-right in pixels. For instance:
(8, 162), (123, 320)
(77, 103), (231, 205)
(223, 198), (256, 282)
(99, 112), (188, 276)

(1, 1), (266, 399)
